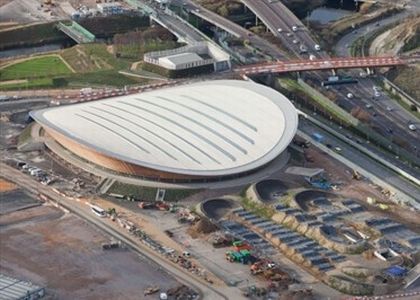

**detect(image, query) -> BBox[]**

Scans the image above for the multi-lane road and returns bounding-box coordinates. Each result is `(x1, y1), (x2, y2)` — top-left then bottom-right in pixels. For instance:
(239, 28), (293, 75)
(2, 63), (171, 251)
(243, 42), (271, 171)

(236, 0), (419, 158)
(240, 0), (328, 59)
(170, 0), (286, 60)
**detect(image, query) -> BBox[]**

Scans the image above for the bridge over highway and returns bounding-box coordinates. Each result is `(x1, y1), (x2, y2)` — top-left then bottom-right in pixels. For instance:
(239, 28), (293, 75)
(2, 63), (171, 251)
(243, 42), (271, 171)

(239, 0), (325, 58)
(170, 0), (286, 60)
(235, 56), (409, 75)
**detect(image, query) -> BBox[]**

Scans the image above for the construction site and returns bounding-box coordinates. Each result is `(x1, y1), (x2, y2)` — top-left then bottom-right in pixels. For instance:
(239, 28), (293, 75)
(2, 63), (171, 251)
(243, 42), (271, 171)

(1, 87), (419, 299)
(1, 0), (420, 298)
(0, 179), (200, 299)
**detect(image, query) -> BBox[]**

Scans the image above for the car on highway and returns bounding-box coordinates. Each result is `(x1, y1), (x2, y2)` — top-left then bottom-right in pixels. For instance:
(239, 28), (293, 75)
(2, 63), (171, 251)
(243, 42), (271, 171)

(374, 91), (381, 97)
(386, 106), (393, 111)
(309, 54), (316, 61)
(299, 44), (307, 53)
(277, 28), (282, 33)
(346, 93), (354, 99)
(334, 147), (342, 153)
(286, 32), (293, 37)
(314, 44), (321, 51)
(292, 39), (299, 44)
(365, 104), (373, 109)
(292, 25), (298, 32)
(408, 124), (417, 131)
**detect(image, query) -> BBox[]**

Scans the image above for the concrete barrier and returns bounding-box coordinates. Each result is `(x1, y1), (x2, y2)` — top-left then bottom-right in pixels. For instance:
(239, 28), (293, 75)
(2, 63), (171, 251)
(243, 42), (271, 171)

(382, 77), (419, 110)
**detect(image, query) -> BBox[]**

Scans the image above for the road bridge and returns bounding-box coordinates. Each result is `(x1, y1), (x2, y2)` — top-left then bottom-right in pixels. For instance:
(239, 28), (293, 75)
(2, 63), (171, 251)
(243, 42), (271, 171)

(239, 0), (323, 58)
(170, 0), (286, 60)
(125, 0), (205, 44)
(56, 21), (95, 44)
(150, 12), (205, 44)
(235, 56), (406, 75)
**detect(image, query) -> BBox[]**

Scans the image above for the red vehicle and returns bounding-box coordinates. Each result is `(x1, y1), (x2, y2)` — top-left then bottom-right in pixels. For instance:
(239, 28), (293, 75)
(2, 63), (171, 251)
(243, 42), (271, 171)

(233, 241), (252, 252)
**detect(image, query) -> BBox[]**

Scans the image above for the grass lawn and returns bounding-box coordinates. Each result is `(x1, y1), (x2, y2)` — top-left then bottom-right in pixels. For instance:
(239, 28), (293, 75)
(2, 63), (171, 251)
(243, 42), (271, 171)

(0, 56), (72, 80)
(61, 44), (131, 73)
(114, 40), (180, 60)
(108, 181), (200, 202)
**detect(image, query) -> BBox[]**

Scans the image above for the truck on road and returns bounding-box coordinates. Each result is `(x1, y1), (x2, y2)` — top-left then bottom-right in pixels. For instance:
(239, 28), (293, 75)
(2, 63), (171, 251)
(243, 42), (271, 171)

(311, 133), (324, 143)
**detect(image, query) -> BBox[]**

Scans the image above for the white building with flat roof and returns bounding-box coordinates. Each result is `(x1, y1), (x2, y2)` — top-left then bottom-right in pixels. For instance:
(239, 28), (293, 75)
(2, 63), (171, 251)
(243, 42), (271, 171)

(144, 41), (231, 72)
(158, 52), (208, 70)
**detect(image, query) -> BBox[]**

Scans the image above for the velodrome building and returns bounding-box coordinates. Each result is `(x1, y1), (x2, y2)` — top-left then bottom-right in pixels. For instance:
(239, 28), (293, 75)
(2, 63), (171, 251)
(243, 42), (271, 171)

(31, 80), (298, 185)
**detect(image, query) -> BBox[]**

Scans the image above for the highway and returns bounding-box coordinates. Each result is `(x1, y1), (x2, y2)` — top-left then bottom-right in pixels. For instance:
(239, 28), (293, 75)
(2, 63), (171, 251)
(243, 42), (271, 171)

(170, 0), (286, 60)
(240, 0), (327, 59)
(236, 0), (419, 161)
(151, 11), (205, 44)
(0, 163), (246, 300)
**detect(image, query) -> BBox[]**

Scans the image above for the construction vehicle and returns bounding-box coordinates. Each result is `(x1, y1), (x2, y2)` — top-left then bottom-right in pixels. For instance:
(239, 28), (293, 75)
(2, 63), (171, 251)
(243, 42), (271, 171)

(225, 250), (255, 264)
(232, 240), (252, 252)
(250, 259), (276, 275)
(144, 286), (159, 296)
(352, 169), (361, 180)
(155, 201), (170, 211)
(211, 234), (233, 248)
(250, 259), (289, 281)
(138, 201), (155, 209)
(177, 208), (198, 224)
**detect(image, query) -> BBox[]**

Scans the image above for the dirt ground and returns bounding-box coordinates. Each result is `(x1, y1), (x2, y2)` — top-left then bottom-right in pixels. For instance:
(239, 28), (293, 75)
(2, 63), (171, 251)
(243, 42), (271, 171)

(0, 178), (17, 192)
(0, 203), (181, 300)
(91, 197), (224, 286)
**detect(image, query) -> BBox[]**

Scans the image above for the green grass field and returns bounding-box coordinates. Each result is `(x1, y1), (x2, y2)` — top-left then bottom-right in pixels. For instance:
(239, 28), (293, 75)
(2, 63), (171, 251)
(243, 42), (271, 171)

(0, 56), (72, 81)
(61, 44), (130, 73)
(108, 181), (200, 202)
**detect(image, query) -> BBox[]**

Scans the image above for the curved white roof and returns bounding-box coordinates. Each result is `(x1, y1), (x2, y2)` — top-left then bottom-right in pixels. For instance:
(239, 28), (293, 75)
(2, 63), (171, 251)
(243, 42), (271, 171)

(31, 80), (298, 176)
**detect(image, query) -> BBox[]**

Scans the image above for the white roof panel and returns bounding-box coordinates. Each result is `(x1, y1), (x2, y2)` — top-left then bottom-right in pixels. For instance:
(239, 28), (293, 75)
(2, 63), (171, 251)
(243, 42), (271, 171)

(159, 52), (203, 67)
(31, 80), (298, 176)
